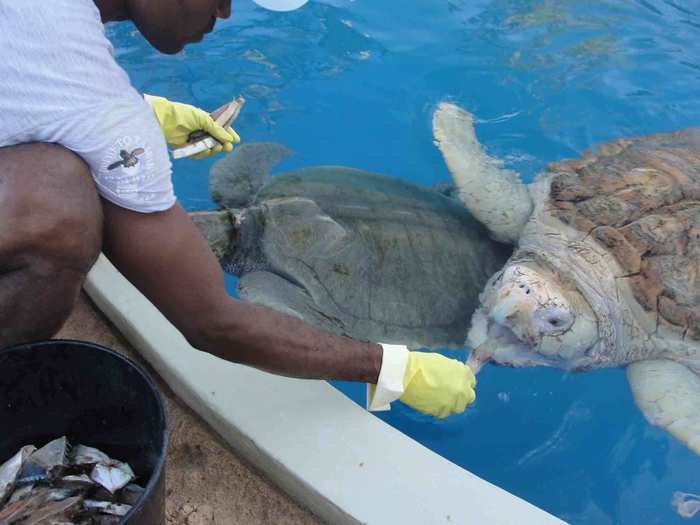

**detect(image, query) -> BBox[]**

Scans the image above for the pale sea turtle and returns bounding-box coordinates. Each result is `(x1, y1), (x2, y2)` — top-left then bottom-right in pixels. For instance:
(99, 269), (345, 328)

(191, 142), (511, 349)
(431, 102), (700, 455)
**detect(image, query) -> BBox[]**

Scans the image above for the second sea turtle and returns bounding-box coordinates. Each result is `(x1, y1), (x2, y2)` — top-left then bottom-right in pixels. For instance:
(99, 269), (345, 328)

(191, 142), (510, 349)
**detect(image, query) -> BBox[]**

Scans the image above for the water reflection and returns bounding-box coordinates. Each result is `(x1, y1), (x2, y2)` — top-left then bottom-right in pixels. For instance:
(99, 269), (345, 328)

(517, 401), (592, 466)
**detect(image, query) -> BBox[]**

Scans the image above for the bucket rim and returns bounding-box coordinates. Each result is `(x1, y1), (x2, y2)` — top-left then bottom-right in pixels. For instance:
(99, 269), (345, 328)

(0, 338), (168, 523)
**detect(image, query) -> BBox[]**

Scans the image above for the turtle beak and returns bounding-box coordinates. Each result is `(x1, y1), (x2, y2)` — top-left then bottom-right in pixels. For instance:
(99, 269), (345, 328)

(466, 340), (497, 374)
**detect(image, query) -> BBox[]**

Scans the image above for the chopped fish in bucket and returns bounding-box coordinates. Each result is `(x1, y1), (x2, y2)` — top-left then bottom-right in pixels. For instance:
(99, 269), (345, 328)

(0, 436), (146, 524)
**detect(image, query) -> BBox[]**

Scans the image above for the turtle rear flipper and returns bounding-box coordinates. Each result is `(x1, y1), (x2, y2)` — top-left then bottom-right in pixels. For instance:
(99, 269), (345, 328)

(627, 359), (700, 454)
(209, 142), (292, 208)
(432, 102), (533, 244)
(237, 271), (348, 337)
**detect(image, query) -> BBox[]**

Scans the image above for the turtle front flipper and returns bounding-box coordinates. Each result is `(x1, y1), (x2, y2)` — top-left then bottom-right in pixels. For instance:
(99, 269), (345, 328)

(209, 142), (293, 208)
(627, 359), (700, 455)
(237, 271), (348, 337)
(432, 102), (533, 243)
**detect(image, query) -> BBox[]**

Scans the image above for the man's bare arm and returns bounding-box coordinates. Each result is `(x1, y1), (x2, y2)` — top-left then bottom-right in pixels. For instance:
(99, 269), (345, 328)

(101, 200), (382, 383)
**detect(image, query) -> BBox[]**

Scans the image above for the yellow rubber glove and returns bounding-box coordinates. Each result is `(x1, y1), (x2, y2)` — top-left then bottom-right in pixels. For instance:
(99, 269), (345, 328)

(399, 352), (476, 419)
(144, 95), (241, 159)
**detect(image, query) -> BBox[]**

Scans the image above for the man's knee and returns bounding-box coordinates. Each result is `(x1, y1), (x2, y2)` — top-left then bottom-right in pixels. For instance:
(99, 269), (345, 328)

(0, 266), (83, 348)
(0, 143), (103, 272)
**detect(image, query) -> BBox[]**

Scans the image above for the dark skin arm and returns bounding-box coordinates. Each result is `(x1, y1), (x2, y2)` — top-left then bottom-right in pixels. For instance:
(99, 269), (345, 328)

(101, 199), (383, 382)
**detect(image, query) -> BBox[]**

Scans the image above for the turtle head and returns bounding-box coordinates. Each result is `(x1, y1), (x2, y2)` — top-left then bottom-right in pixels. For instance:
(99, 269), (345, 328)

(468, 262), (600, 372)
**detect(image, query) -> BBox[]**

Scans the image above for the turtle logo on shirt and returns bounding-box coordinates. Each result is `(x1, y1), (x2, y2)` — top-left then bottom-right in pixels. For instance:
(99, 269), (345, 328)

(107, 148), (145, 170)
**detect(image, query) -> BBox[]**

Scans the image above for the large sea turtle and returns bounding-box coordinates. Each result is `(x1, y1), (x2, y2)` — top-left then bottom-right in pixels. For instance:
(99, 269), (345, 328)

(431, 103), (700, 455)
(190, 142), (511, 349)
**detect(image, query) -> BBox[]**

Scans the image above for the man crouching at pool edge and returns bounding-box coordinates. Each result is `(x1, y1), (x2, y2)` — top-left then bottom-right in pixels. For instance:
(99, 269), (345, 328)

(0, 0), (475, 419)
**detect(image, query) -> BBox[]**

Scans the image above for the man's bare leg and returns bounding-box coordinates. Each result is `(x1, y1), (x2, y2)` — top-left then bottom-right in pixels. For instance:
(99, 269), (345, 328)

(0, 143), (102, 348)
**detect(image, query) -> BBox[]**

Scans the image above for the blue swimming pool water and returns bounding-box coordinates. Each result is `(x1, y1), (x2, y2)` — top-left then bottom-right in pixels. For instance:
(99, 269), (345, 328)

(109, 1), (700, 522)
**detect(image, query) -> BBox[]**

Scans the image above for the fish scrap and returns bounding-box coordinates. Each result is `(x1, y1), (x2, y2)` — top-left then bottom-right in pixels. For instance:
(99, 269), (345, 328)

(0, 437), (145, 525)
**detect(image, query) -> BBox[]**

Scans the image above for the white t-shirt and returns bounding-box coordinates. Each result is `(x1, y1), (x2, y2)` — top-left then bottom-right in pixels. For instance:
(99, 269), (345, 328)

(0, 0), (176, 213)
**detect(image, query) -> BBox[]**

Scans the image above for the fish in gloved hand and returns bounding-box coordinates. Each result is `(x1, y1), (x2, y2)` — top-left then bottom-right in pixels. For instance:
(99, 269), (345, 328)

(368, 344), (477, 419)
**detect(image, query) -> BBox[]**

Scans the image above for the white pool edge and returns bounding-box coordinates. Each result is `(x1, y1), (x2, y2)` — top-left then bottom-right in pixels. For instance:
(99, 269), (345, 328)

(85, 254), (566, 525)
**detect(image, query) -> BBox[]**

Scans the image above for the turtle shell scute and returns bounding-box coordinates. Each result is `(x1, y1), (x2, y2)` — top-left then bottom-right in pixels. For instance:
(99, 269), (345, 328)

(548, 129), (700, 339)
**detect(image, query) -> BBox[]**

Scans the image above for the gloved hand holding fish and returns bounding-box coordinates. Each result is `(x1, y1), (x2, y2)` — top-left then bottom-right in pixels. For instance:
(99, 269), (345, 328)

(145, 95), (243, 160)
(368, 344), (476, 419)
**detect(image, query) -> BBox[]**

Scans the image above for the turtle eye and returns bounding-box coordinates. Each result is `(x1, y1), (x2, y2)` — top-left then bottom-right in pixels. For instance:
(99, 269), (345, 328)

(535, 307), (574, 334)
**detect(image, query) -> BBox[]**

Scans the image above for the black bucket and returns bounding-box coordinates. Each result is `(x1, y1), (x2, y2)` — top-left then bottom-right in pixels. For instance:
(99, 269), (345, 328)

(0, 339), (167, 524)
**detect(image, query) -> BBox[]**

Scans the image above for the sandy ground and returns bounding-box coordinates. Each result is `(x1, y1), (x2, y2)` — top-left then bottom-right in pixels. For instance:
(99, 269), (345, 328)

(57, 293), (322, 525)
